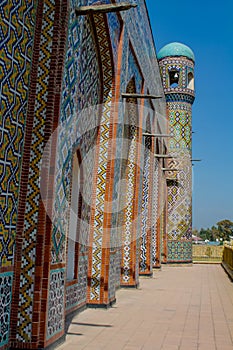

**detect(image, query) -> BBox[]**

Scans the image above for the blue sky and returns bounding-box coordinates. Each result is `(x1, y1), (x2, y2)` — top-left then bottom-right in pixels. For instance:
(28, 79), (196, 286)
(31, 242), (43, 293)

(146, 0), (233, 229)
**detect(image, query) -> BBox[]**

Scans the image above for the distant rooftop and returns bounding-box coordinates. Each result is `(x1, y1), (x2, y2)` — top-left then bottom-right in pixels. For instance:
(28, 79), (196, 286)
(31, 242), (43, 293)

(157, 42), (195, 62)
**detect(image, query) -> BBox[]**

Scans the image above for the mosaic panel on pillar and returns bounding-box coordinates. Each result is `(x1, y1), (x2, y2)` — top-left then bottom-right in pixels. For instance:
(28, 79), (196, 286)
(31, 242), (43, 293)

(152, 158), (159, 266)
(51, 2), (102, 320)
(47, 269), (65, 340)
(16, 0), (56, 342)
(52, 4), (101, 265)
(108, 252), (116, 302)
(0, 1), (35, 268)
(107, 11), (121, 69)
(121, 55), (143, 283)
(66, 282), (79, 312)
(0, 1), (35, 343)
(167, 102), (192, 242)
(140, 134), (151, 272)
(89, 13), (113, 301)
(167, 241), (192, 262)
(0, 273), (13, 347)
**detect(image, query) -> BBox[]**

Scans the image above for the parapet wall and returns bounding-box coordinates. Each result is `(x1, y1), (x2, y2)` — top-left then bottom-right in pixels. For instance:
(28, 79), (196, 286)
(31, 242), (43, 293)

(222, 243), (233, 281)
(192, 245), (224, 263)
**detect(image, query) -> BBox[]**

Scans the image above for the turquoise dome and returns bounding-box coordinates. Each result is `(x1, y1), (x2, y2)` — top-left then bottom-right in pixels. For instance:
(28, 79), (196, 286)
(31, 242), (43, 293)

(157, 42), (195, 62)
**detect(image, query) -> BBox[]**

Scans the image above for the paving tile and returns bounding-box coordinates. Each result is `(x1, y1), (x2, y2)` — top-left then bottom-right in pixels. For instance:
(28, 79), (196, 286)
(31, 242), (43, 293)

(198, 344), (217, 350)
(57, 265), (233, 350)
(161, 346), (179, 350)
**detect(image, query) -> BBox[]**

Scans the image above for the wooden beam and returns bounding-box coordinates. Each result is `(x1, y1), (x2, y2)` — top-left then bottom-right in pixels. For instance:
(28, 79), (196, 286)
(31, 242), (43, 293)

(122, 93), (162, 99)
(143, 133), (170, 137)
(154, 154), (177, 158)
(76, 3), (137, 16)
(162, 168), (180, 172)
(191, 159), (202, 162)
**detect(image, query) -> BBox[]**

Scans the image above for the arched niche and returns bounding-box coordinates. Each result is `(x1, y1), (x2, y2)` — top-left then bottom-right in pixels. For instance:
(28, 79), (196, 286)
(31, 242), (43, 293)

(187, 72), (194, 90)
(169, 69), (180, 88)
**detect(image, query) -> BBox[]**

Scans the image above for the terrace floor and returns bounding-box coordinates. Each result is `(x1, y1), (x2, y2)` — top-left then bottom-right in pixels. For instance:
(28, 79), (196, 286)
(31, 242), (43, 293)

(57, 264), (233, 350)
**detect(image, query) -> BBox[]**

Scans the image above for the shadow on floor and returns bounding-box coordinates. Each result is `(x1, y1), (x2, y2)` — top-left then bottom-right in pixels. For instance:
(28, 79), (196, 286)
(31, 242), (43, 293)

(71, 322), (113, 328)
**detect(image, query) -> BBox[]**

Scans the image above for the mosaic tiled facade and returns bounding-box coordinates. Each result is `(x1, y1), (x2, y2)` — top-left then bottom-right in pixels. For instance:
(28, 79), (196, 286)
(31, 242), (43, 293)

(0, 1), (195, 349)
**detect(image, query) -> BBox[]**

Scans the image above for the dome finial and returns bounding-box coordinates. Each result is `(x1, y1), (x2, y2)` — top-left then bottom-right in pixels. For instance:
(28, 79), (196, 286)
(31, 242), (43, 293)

(157, 42), (195, 62)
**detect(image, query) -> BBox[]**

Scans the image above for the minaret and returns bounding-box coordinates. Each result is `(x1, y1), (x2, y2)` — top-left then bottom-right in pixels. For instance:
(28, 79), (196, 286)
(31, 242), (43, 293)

(158, 42), (195, 263)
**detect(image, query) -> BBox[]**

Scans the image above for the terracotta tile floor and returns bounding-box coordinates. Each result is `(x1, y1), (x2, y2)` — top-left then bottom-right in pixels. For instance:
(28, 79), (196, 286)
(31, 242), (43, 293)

(57, 265), (233, 350)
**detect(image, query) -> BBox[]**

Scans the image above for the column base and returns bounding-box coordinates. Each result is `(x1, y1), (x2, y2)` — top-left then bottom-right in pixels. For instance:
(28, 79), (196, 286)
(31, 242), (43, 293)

(166, 262), (193, 267)
(87, 298), (116, 309)
(139, 272), (153, 277)
(120, 282), (139, 289)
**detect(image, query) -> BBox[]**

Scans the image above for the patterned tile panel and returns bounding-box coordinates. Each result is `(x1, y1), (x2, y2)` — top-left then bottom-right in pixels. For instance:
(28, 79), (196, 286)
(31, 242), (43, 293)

(0, 2), (36, 345)
(114, 247), (121, 289)
(16, 0), (56, 342)
(167, 240), (192, 262)
(65, 252), (88, 312)
(0, 1), (35, 267)
(160, 199), (166, 262)
(152, 159), (159, 266)
(77, 252), (88, 304)
(140, 135), (151, 272)
(52, 0), (101, 320)
(90, 13), (113, 301)
(121, 45), (145, 284)
(158, 53), (194, 263)
(121, 68), (142, 284)
(0, 272), (13, 347)
(108, 252), (116, 302)
(119, 27), (129, 94)
(168, 104), (192, 151)
(52, 4), (101, 265)
(118, 0), (165, 107)
(109, 28), (129, 290)
(160, 57), (195, 97)
(166, 103), (192, 242)
(66, 282), (79, 312)
(127, 48), (143, 95)
(122, 123), (137, 283)
(47, 269), (65, 339)
(107, 11), (121, 69)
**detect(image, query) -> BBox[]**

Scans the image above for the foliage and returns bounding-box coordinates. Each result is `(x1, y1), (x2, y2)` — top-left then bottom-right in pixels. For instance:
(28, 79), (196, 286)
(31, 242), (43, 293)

(216, 220), (233, 241)
(193, 219), (233, 242)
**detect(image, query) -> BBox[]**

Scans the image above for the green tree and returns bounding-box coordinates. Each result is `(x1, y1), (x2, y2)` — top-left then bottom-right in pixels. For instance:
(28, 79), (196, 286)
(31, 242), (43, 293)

(199, 227), (214, 241)
(216, 220), (233, 241)
(210, 225), (219, 241)
(192, 228), (199, 237)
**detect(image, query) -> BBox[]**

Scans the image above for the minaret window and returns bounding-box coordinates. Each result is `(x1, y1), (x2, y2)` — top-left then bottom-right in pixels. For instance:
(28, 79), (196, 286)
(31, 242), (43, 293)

(187, 72), (194, 90)
(169, 69), (180, 88)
